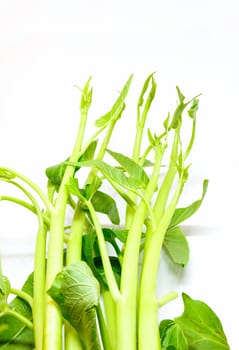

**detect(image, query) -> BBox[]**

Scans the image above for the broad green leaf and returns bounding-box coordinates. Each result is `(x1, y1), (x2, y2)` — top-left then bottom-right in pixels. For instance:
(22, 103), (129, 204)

(107, 149), (149, 188)
(48, 262), (101, 350)
(159, 319), (188, 350)
(0, 275), (10, 311)
(163, 226), (189, 266)
(95, 74), (133, 128)
(0, 273), (34, 349)
(170, 179), (208, 227)
(91, 190), (120, 225)
(175, 293), (230, 350)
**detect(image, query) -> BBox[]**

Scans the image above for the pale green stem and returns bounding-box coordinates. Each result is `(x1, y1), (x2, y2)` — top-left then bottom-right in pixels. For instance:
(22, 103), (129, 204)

(44, 107), (89, 350)
(117, 146), (164, 350)
(10, 288), (33, 308)
(1, 179), (46, 350)
(157, 291), (178, 307)
(138, 173), (185, 350)
(0, 166), (53, 213)
(86, 200), (120, 301)
(3, 309), (33, 330)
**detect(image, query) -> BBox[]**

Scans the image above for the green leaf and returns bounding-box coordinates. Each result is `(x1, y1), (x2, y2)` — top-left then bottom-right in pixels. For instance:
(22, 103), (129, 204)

(80, 77), (93, 115)
(159, 319), (188, 350)
(48, 262), (101, 350)
(0, 275), (10, 311)
(138, 72), (156, 109)
(107, 149), (149, 188)
(170, 87), (187, 129)
(91, 190), (120, 225)
(170, 179), (208, 227)
(0, 273), (34, 349)
(45, 141), (98, 189)
(95, 74), (133, 128)
(163, 226), (189, 266)
(82, 229), (122, 288)
(175, 293), (230, 350)
(67, 159), (143, 191)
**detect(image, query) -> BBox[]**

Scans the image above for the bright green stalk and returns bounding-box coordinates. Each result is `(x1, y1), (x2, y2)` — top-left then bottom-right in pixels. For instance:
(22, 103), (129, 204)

(86, 200), (120, 301)
(138, 171), (186, 350)
(0, 179), (46, 350)
(117, 145), (164, 350)
(0, 167), (54, 213)
(2, 309), (33, 330)
(126, 74), (156, 228)
(102, 289), (117, 349)
(96, 303), (113, 350)
(66, 204), (85, 265)
(44, 81), (91, 350)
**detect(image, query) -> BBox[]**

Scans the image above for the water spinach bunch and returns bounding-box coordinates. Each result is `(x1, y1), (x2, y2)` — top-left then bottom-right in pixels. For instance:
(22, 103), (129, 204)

(0, 74), (230, 349)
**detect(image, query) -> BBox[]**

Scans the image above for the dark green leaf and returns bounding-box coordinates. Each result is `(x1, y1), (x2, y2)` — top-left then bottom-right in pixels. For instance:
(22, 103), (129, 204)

(48, 262), (101, 350)
(163, 226), (189, 266)
(175, 293), (230, 350)
(159, 319), (188, 350)
(107, 149), (149, 188)
(95, 74), (133, 128)
(0, 273), (34, 349)
(45, 159), (68, 188)
(91, 190), (120, 225)
(170, 179), (208, 227)
(82, 229), (122, 288)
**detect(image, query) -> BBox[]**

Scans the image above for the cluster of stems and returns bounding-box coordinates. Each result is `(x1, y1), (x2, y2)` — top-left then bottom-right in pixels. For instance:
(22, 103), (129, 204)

(0, 74), (198, 350)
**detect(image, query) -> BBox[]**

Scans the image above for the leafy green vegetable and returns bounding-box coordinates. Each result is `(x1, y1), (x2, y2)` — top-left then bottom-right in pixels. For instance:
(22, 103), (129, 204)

(0, 273), (34, 349)
(163, 226), (189, 266)
(0, 74), (228, 350)
(170, 179), (208, 227)
(91, 190), (120, 225)
(48, 262), (101, 350)
(160, 319), (188, 350)
(174, 293), (230, 350)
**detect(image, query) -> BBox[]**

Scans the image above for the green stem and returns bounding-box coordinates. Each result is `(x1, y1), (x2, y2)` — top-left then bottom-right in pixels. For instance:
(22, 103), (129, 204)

(1, 179), (46, 350)
(97, 304), (113, 350)
(3, 309), (33, 330)
(0, 167), (53, 213)
(102, 289), (117, 349)
(157, 291), (178, 307)
(10, 288), (33, 308)
(117, 146), (163, 350)
(138, 174), (185, 350)
(86, 201), (120, 301)
(44, 96), (90, 350)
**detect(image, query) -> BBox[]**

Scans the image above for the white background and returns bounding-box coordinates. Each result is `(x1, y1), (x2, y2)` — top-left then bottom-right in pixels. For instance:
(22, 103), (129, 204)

(0, 1), (238, 348)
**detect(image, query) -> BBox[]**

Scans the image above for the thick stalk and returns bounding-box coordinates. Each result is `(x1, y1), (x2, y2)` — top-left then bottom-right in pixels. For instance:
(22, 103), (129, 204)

(117, 147), (163, 350)
(138, 175), (185, 350)
(44, 104), (89, 350)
